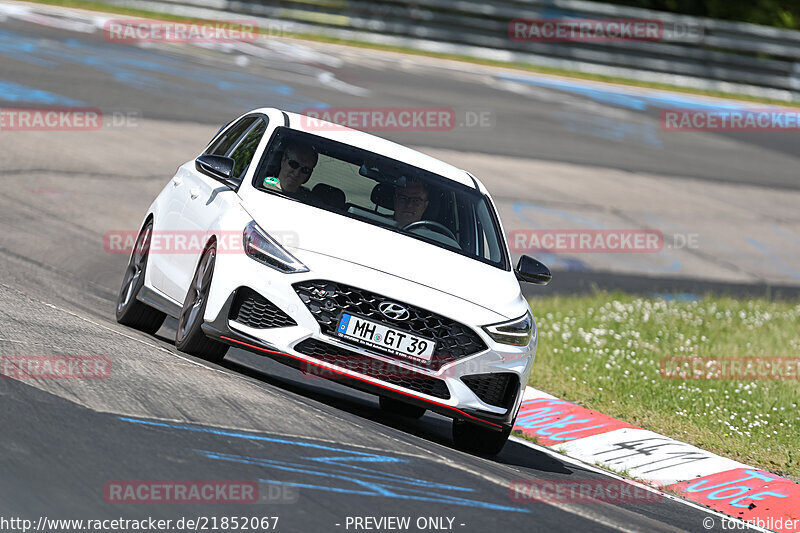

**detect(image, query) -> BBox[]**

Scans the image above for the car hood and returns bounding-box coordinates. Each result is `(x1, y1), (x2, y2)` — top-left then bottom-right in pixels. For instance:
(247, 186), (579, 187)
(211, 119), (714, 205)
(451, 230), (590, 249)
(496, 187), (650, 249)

(240, 194), (523, 319)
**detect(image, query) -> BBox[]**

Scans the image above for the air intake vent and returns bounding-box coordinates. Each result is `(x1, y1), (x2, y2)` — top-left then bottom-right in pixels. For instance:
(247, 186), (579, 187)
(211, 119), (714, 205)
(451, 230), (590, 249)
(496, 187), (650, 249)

(229, 288), (296, 329)
(461, 373), (518, 409)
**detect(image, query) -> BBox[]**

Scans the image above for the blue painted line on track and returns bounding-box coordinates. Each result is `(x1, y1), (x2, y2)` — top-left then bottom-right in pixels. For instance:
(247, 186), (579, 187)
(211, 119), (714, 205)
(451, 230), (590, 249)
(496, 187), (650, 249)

(497, 73), (747, 112)
(201, 451), (530, 512)
(118, 416), (531, 513)
(0, 28), (327, 111)
(771, 225), (800, 247)
(195, 450), (468, 492)
(555, 111), (664, 148)
(746, 238), (800, 282)
(118, 416), (401, 461)
(0, 80), (85, 105)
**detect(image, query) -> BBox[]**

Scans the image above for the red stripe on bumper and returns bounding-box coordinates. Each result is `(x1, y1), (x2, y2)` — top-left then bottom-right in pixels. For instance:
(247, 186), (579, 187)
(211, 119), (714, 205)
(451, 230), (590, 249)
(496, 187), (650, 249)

(220, 335), (502, 429)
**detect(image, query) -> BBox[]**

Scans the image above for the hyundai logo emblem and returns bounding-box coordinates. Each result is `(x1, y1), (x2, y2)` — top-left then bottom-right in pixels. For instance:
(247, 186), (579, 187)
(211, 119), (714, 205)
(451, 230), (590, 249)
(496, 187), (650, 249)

(379, 302), (410, 321)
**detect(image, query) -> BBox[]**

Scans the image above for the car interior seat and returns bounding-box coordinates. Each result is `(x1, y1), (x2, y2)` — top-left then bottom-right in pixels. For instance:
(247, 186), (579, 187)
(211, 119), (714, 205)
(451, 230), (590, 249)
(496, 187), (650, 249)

(311, 183), (346, 210)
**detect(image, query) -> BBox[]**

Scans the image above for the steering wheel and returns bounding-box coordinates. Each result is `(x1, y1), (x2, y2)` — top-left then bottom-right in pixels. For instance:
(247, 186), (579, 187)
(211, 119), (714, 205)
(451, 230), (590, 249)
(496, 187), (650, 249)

(402, 220), (457, 241)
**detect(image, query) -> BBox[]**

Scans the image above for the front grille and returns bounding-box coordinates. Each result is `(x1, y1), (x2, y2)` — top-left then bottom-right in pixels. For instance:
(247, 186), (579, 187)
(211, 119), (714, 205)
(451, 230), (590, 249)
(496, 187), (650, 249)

(293, 280), (487, 369)
(461, 373), (518, 409)
(229, 288), (296, 329)
(293, 339), (450, 399)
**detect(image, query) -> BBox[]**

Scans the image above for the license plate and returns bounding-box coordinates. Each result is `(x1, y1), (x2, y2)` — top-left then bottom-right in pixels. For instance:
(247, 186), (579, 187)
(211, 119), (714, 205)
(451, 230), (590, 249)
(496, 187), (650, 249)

(336, 313), (435, 361)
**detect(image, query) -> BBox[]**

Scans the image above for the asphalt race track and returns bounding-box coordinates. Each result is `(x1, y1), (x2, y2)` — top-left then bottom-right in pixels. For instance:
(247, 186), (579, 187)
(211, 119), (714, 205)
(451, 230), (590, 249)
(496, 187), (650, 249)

(2, 2), (800, 292)
(0, 3), (797, 532)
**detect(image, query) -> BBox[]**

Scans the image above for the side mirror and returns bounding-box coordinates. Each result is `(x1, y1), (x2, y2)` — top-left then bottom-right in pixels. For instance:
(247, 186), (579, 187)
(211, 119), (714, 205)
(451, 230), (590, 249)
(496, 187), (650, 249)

(514, 255), (552, 285)
(196, 154), (237, 188)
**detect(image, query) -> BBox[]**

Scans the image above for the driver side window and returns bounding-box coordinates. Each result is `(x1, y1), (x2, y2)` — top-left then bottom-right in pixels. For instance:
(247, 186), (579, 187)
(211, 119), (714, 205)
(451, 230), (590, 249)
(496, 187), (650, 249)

(229, 119), (267, 182)
(206, 116), (256, 156)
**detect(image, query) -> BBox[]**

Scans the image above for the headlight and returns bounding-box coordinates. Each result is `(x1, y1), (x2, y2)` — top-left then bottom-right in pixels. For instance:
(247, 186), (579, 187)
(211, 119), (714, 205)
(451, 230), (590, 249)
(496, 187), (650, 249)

(482, 311), (533, 346)
(243, 221), (308, 273)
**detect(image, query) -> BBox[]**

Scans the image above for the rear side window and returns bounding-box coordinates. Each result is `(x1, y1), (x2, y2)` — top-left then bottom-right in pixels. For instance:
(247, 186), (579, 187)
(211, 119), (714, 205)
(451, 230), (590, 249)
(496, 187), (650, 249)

(207, 116), (257, 156)
(229, 119), (267, 181)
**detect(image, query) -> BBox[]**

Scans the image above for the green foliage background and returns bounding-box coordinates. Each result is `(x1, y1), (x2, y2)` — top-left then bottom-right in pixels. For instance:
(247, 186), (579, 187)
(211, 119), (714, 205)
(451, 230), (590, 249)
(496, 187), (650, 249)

(599, 0), (799, 29)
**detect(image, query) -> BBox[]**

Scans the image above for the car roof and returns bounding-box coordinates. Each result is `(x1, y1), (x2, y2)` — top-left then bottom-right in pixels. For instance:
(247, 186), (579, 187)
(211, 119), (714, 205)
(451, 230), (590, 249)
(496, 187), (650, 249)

(251, 108), (483, 191)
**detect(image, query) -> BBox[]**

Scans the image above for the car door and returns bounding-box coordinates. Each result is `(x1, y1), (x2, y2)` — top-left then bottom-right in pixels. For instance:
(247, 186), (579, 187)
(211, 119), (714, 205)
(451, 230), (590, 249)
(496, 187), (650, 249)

(156, 116), (258, 302)
(171, 116), (269, 301)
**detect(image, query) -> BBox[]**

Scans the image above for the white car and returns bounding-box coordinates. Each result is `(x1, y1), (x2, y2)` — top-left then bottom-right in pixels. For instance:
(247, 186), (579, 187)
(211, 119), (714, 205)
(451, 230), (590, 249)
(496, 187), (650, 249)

(115, 108), (551, 454)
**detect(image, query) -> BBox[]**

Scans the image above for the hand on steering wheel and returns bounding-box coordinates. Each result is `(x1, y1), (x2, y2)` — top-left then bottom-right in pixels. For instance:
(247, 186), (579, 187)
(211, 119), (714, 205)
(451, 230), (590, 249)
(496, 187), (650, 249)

(402, 220), (457, 241)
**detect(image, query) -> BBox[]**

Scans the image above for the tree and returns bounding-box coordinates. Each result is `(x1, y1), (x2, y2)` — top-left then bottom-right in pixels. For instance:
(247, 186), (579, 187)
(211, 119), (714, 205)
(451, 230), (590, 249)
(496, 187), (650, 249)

(597, 0), (800, 30)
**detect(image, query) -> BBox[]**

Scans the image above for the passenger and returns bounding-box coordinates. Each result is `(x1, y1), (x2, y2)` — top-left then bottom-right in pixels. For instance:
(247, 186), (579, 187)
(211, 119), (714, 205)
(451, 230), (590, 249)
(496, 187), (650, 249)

(393, 179), (429, 227)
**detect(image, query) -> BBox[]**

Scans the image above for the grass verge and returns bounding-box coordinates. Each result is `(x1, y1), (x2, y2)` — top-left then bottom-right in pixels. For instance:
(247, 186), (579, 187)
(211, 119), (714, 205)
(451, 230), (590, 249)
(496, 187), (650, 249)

(24, 0), (800, 108)
(527, 292), (800, 481)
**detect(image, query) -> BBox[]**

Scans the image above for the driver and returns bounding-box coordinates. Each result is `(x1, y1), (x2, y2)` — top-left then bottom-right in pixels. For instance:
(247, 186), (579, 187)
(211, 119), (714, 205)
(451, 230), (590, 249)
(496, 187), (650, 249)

(275, 142), (318, 195)
(393, 179), (429, 227)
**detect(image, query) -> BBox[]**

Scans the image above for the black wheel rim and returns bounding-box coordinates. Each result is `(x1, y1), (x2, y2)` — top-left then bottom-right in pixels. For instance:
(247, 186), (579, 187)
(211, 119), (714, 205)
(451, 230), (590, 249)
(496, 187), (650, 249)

(177, 247), (215, 342)
(118, 224), (152, 312)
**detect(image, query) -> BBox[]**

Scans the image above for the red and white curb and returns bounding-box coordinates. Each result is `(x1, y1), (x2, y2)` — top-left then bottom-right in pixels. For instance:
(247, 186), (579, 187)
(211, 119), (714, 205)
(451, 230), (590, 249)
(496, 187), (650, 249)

(513, 387), (800, 532)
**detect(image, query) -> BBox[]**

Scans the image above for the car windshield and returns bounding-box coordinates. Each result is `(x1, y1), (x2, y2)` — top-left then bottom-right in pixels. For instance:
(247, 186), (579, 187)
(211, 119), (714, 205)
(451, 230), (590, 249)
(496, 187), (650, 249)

(252, 127), (508, 270)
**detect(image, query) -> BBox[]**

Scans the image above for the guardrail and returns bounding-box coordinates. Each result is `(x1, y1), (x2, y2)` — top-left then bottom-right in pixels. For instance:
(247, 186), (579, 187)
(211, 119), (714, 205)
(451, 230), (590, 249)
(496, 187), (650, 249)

(115, 0), (800, 101)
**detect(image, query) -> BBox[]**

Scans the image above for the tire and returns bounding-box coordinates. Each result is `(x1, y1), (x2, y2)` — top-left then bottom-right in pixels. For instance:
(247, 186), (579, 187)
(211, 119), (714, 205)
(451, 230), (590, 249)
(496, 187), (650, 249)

(175, 243), (228, 363)
(452, 420), (511, 456)
(116, 221), (167, 334)
(379, 396), (426, 419)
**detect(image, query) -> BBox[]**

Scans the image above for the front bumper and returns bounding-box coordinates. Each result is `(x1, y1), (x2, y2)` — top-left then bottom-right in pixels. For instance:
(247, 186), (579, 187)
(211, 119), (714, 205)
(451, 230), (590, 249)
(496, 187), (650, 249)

(202, 282), (535, 432)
